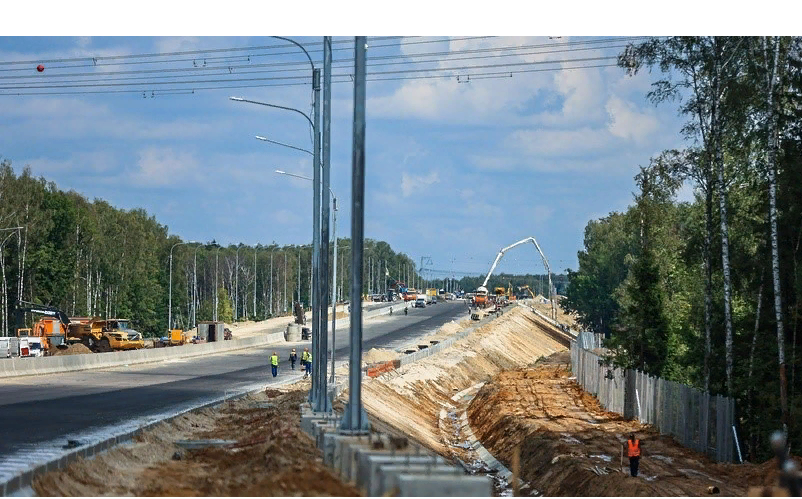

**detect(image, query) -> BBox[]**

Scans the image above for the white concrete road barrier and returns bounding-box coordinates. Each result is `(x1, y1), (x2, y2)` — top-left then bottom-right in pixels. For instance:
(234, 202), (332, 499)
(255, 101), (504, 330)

(0, 331), (285, 378)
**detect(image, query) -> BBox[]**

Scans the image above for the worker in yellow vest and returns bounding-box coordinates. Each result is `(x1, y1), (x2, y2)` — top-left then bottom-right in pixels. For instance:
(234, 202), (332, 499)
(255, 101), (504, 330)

(625, 433), (642, 477)
(270, 351), (279, 378)
(302, 347), (312, 379)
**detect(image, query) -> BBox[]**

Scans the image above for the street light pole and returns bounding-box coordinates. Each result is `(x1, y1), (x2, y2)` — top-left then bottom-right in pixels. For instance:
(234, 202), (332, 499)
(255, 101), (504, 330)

(341, 37), (370, 433)
(235, 245), (243, 321)
(214, 245), (221, 322)
(169, 241), (197, 332)
(253, 246), (258, 321)
(275, 170), (338, 385)
(193, 244), (203, 329)
(317, 35), (332, 410)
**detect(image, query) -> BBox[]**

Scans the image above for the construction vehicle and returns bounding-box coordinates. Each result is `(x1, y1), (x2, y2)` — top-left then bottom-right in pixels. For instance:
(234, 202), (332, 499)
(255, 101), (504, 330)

(518, 285), (537, 300)
(472, 286), (489, 308)
(68, 318), (144, 353)
(481, 237), (558, 319)
(13, 301), (70, 352)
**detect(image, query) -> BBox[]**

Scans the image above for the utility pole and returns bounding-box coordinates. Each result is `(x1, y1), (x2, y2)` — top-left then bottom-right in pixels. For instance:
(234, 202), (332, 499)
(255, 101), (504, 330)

(298, 246), (302, 306)
(269, 251), (273, 316)
(341, 36), (369, 432)
(253, 247), (257, 321)
(283, 251), (287, 314)
(317, 34), (332, 411)
(310, 61), (322, 408)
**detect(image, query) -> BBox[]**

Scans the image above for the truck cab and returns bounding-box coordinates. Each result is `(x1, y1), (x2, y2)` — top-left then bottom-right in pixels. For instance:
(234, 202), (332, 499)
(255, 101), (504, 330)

(414, 295), (426, 308)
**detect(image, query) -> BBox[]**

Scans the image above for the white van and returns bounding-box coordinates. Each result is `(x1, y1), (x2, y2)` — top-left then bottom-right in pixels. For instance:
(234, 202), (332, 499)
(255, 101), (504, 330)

(27, 337), (44, 357)
(0, 337), (10, 358)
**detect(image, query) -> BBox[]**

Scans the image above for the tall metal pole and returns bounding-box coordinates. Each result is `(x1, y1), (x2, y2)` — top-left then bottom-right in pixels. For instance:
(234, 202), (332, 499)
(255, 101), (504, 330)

(253, 246), (258, 320)
(235, 245), (240, 321)
(283, 252), (287, 313)
(317, 35), (332, 411)
(341, 36), (369, 432)
(330, 197), (338, 383)
(310, 66), (322, 406)
(269, 251), (273, 316)
(299, 246), (302, 305)
(214, 246), (220, 322)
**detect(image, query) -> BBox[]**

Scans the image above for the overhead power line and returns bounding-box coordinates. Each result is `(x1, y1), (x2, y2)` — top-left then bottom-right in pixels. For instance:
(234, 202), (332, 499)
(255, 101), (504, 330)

(0, 36), (649, 74)
(0, 62), (619, 96)
(0, 36), (494, 70)
(0, 55), (620, 90)
(0, 42), (632, 81)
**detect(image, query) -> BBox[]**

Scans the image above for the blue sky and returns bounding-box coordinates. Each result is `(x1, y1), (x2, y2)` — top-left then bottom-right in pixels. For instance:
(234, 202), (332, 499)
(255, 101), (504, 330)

(0, 36), (689, 277)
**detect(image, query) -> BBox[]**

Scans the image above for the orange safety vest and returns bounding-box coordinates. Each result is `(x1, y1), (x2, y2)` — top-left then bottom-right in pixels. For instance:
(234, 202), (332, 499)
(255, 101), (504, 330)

(627, 439), (641, 457)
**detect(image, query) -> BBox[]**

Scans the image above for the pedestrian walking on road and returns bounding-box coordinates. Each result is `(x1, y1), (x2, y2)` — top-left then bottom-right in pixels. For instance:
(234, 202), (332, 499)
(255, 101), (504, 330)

(270, 351), (279, 378)
(289, 348), (298, 370)
(625, 433), (642, 477)
(302, 347), (312, 379)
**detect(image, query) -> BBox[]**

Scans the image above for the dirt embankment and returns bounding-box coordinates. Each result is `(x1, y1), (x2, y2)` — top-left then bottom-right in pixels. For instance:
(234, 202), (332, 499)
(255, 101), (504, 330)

(33, 383), (359, 497)
(467, 356), (761, 496)
(359, 306), (568, 457)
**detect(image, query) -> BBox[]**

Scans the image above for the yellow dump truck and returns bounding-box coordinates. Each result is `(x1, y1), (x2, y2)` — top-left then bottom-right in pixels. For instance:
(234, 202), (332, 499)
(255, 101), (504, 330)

(68, 318), (144, 353)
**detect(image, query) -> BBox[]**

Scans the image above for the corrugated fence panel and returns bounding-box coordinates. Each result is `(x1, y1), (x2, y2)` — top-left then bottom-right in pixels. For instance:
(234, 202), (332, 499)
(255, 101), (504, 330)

(569, 341), (735, 462)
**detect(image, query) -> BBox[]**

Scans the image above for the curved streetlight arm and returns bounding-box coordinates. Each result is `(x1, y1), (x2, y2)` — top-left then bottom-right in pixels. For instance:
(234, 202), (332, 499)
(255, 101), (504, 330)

(271, 36), (314, 70)
(256, 135), (313, 156)
(274, 170), (335, 200)
(229, 97), (313, 128)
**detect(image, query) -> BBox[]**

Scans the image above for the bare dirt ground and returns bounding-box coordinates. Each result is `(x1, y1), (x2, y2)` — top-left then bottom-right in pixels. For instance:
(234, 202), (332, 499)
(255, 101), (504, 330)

(33, 380), (360, 497)
(466, 353), (785, 496)
(358, 306), (569, 457)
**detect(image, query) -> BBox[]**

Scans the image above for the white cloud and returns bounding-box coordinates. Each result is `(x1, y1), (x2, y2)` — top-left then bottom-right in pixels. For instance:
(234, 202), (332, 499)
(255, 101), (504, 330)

(606, 95), (659, 142)
(128, 147), (200, 187)
(401, 171), (440, 197)
(508, 127), (613, 158)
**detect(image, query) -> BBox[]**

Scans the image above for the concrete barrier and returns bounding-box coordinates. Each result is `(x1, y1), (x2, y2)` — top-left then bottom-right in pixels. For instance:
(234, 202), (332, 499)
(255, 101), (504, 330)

(1, 331), (287, 378)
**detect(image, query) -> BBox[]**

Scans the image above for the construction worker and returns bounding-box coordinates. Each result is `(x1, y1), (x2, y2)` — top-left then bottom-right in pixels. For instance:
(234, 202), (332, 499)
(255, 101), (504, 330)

(625, 433), (642, 477)
(270, 351), (279, 378)
(302, 347), (312, 379)
(289, 348), (298, 370)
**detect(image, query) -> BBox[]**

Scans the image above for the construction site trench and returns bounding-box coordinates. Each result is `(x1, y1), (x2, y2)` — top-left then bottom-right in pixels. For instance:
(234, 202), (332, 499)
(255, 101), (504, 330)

(27, 302), (783, 496)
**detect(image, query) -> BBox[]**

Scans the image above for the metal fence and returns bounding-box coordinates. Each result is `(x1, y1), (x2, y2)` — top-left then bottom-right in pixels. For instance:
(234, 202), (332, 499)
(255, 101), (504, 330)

(571, 341), (737, 463)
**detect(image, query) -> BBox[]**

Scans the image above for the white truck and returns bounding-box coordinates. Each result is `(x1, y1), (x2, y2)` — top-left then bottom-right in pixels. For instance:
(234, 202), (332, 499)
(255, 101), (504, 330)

(17, 337), (44, 358)
(0, 336), (20, 358)
(414, 294), (426, 308)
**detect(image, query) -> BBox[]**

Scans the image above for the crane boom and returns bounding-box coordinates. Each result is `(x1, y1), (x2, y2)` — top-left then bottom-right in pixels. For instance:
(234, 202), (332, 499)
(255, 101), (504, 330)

(480, 237), (557, 319)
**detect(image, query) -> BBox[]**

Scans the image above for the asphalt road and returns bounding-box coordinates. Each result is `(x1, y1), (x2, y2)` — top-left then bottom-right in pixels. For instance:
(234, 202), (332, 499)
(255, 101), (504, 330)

(0, 301), (467, 459)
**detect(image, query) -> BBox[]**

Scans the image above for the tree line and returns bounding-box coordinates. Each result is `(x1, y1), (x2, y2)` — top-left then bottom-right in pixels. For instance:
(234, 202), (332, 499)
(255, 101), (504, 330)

(562, 37), (802, 460)
(0, 159), (422, 338)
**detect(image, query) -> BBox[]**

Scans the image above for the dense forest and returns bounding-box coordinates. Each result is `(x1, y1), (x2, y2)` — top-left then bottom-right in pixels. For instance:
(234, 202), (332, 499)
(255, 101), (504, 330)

(0, 159), (423, 337)
(563, 37), (802, 459)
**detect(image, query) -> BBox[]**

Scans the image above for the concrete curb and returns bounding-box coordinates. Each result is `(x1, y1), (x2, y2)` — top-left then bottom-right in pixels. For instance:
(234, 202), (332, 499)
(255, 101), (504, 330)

(0, 372), (305, 497)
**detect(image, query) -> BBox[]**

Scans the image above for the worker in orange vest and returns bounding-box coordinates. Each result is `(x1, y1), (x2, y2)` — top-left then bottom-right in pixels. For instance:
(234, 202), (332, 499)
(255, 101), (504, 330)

(625, 433), (642, 477)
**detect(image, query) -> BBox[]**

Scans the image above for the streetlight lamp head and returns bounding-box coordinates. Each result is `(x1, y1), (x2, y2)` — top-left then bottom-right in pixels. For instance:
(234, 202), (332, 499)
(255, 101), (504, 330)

(255, 135), (267, 141)
(275, 170), (286, 174)
(229, 96), (244, 101)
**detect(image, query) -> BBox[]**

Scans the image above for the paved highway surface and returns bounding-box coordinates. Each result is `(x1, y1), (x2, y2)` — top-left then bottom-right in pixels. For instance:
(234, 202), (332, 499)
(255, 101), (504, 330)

(0, 301), (467, 459)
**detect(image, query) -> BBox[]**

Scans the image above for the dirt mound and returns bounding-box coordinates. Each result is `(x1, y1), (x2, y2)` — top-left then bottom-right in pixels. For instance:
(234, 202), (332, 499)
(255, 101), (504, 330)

(363, 348), (399, 364)
(51, 343), (93, 356)
(33, 388), (359, 497)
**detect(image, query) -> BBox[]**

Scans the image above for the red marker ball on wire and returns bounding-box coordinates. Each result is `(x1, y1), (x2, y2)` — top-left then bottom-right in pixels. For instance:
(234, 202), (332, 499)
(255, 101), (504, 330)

(37, 64), (44, 72)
